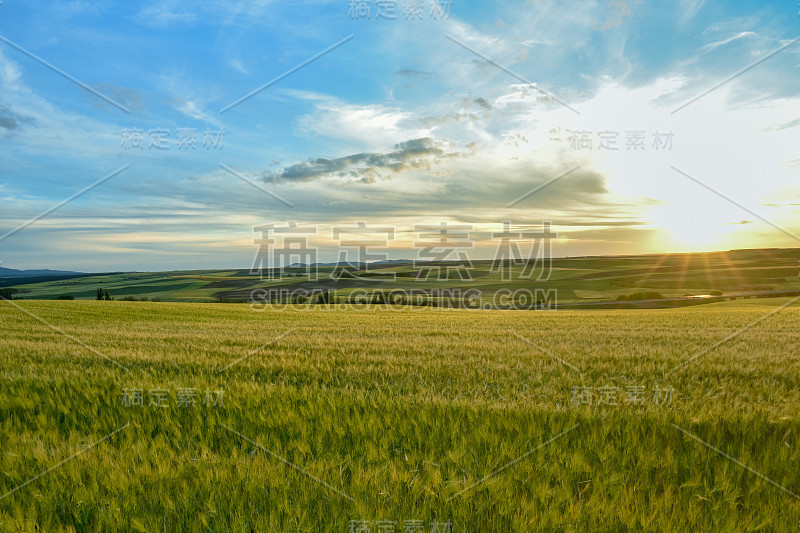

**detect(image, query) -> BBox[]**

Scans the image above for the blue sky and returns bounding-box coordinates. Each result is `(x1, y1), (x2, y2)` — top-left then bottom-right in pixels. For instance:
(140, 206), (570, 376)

(0, 0), (798, 271)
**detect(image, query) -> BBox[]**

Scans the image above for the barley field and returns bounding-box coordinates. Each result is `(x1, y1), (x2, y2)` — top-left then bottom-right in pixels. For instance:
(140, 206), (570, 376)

(1, 298), (799, 531)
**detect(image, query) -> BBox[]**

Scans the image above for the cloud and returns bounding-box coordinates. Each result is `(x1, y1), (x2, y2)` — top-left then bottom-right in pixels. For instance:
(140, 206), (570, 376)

(52, 1), (107, 17)
(133, 0), (282, 29)
(261, 137), (460, 184)
(520, 38), (555, 47)
(0, 105), (35, 133)
(601, 0), (637, 31)
(293, 95), (432, 149)
(761, 117), (800, 132)
(397, 69), (434, 78)
(134, 3), (199, 28)
(474, 97), (492, 110)
(0, 50), (22, 88)
(0, 50), (124, 157)
(86, 83), (145, 113)
(702, 31), (756, 52)
(680, 0), (707, 24)
(158, 74), (223, 126)
(230, 58), (249, 75)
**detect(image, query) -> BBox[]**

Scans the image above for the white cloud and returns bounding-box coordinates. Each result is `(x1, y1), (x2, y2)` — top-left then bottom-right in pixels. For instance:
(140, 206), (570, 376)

(135, 4), (199, 28)
(230, 58), (249, 75)
(158, 74), (223, 126)
(294, 96), (432, 150)
(0, 50), (23, 89)
(680, 0), (707, 24)
(702, 31), (756, 52)
(0, 50), (123, 158)
(133, 0), (283, 29)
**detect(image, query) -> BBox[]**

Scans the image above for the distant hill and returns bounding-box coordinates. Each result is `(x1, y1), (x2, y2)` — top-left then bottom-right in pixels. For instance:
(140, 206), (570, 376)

(2, 247), (798, 303)
(0, 267), (84, 278)
(286, 259), (413, 268)
(0, 268), (120, 289)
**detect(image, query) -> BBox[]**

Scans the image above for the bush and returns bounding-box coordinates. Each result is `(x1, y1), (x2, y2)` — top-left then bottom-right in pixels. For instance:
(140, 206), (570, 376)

(215, 297), (249, 303)
(55, 294), (75, 300)
(617, 291), (664, 301)
(371, 292), (389, 305)
(0, 288), (18, 300)
(313, 291), (332, 305)
(709, 290), (723, 296)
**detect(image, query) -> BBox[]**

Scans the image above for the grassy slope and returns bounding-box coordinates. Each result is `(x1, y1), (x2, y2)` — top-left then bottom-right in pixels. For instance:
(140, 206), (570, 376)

(1, 299), (799, 531)
(4, 248), (800, 304)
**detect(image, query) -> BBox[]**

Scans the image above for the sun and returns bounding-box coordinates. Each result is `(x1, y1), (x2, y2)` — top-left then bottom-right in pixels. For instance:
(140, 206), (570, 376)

(647, 200), (738, 249)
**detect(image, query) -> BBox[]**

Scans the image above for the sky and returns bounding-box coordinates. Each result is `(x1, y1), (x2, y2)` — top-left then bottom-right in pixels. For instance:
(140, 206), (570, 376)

(0, 0), (798, 271)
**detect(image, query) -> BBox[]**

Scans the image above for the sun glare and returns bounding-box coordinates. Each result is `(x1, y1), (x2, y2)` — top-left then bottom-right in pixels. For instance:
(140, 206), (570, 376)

(647, 202), (736, 249)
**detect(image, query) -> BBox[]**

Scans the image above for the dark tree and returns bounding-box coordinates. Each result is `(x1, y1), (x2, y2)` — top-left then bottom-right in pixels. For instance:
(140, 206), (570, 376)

(0, 288), (17, 300)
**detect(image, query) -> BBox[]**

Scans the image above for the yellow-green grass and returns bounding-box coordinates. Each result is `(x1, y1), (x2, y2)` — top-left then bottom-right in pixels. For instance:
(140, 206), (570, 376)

(7, 248), (799, 305)
(1, 299), (799, 531)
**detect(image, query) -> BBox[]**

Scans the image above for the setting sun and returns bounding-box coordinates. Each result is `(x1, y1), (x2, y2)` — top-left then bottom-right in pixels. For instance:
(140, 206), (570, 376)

(647, 199), (742, 249)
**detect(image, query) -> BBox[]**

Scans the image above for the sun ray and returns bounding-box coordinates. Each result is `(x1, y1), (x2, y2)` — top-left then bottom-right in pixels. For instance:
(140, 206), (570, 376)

(676, 252), (693, 293)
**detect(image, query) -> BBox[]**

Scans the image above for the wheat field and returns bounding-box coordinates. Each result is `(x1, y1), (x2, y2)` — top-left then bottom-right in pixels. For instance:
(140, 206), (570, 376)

(1, 299), (799, 531)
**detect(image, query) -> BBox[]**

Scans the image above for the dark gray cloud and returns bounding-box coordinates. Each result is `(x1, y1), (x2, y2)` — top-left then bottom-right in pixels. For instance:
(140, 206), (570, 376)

(397, 69), (434, 78)
(764, 118), (800, 132)
(86, 83), (145, 113)
(474, 97), (492, 109)
(411, 98), (493, 129)
(0, 105), (34, 132)
(261, 137), (459, 184)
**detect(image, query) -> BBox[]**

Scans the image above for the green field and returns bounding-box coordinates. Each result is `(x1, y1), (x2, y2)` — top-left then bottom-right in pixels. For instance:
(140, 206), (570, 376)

(3, 248), (800, 310)
(1, 297), (799, 531)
